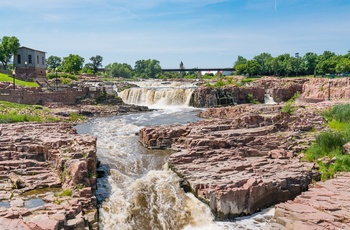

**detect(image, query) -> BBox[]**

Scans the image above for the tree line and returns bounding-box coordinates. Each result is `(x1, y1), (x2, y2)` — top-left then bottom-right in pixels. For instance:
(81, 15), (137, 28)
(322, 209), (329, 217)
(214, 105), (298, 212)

(43, 50), (350, 79)
(47, 55), (162, 78)
(234, 51), (350, 77)
(2, 35), (350, 78)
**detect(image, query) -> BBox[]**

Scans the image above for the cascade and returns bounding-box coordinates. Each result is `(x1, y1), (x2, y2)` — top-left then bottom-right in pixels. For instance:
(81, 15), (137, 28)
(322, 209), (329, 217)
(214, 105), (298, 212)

(119, 80), (196, 108)
(264, 94), (277, 104)
(77, 80), (274, 229)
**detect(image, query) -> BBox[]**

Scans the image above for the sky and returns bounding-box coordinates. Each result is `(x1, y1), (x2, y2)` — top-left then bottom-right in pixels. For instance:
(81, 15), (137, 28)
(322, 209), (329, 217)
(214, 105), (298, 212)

(0, 0), (349, 68)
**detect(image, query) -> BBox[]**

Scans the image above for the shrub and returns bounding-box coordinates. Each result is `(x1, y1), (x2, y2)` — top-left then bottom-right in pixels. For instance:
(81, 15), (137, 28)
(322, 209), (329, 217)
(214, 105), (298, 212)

(246, 93), (259, 104)
(304, 103), (350, 180)
(323, 104), (350, 123)
(213, 80), (226, 87)
(0, 101), (61, 123)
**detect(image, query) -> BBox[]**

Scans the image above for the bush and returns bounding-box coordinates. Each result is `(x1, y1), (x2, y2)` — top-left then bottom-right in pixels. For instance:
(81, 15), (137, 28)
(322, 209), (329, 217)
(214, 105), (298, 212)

(47, 73), (78, 81)
(246, 93), (259, 104)
(213, 80), (226, 87)
(323, 104), (350, 123)
(0, 101), (60, 123)
(304, 103), (350, 180)
(316, 131), (345, 151)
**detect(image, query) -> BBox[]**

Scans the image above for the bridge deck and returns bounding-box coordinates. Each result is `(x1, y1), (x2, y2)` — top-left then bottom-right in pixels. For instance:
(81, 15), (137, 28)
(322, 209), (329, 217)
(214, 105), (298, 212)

(162, 68), (234, 72)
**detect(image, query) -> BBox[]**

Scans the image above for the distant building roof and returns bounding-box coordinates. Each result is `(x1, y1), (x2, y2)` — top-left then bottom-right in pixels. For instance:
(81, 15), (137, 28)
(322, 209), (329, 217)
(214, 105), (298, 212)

(18, 46), (46, 53)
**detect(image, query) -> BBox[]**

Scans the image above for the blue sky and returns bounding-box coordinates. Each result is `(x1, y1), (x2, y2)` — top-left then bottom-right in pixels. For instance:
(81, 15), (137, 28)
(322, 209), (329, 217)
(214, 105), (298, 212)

(1, 0), (349, 68)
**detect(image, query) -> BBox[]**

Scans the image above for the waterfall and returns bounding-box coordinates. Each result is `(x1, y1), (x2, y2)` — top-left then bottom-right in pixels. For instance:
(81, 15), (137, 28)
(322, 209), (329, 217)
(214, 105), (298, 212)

(100, 168), (218, 230)
(264, 94), (277, 104)
(119, 81), (196, 108)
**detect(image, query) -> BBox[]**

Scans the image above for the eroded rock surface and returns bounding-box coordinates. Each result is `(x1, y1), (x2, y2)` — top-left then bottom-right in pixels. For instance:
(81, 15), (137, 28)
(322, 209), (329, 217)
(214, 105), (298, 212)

(271, 173), (350, 229)
(0, 123), (98, 229)
(302, 77), (350, 100)
(139, 103), (331, 220)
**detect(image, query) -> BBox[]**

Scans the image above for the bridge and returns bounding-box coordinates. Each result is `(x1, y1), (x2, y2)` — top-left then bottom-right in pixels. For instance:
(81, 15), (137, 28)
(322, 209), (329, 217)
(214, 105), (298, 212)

(161, 67), (235, 72)
(162, 61), (235, 78)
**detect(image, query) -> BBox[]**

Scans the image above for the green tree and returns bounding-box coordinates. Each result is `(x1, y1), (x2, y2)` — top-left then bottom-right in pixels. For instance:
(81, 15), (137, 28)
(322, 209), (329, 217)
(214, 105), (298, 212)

(253, 52), (273, 75)
(82, 63), (95, 74)
(134, 59), (162, 78)
(46, 55), (62, 71)
(62, 54), (84, 74)
(316, 58), (338, 75)
(235, 63), (247, 75)
(234, 55), (248, 75)
(105, 62), (133, 78)
(303, 52), (318, 75)
(245, 60), (260, 77)
(335, 58), (350, 74)
(273, 54), (292, 77)
(315, 51), (340, 75)
(89, 55), (103, 74)
(345, 50), (350, 59)
(318, 51), (336, 62)
(0, 36), (20, 70)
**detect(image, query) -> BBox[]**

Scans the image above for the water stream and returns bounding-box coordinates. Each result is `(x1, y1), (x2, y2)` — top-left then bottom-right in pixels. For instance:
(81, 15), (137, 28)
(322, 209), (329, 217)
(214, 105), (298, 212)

(76, 80), (274, 229)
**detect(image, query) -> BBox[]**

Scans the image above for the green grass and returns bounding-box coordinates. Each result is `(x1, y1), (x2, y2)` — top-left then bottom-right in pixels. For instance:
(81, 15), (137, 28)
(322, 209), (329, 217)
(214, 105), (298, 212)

(0, 101), (60, 123)
(323, 104), (350, 123)
(304, 104), (350, 180)
(0, 73), (39, 87)
(281, 92), (301, 115)
(47, 73), (78, 81)
(54, 188), (73, 198)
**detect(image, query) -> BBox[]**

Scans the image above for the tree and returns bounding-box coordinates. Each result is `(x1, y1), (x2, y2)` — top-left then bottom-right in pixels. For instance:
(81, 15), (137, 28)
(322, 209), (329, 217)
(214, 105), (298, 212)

(46, 55), (62, 71)
(245, 60), (260, 77)
(318, 51), (336, 62)
(253, 52), (273, 75)
(105, 62), (133, 78)
(62, 54), (84, 74)
(335, 58), (350, 74)
(234, 55), (248, 75)
(0, 36), (20, 70)
(303, 52), (318, 75)
(134, 59), (162, 78)
(315, 58), (338, 75)
(89, 55), (103, 74)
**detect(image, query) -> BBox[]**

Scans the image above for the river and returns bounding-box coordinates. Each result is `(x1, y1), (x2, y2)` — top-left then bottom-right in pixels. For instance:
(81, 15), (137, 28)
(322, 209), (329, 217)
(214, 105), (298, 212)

(76, 80), (274, 230)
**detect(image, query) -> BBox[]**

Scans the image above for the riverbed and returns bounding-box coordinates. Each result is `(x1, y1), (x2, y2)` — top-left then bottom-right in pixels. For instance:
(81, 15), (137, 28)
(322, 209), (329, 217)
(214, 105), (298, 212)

(76, 81), (274, 229)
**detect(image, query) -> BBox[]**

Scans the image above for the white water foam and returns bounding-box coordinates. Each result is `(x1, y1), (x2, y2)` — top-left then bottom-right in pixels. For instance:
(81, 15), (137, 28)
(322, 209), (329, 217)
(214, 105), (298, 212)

(264, 94), (277, 105)
(119, 80), (196, 109)
(76, 82), (275, 229)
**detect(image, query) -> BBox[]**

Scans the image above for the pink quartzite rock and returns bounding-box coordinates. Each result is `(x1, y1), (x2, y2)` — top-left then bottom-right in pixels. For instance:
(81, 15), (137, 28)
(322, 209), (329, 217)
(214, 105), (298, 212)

(139, 102), (335, 220)
(271, 173), (350, 229)
(0, 123), (98, 229)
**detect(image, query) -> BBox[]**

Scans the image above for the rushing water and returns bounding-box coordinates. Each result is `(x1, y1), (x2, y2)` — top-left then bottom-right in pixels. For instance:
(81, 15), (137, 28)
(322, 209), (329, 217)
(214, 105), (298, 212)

(76, 80), (274, 229)
(264, 94), (277, 105)
(119, 81), (196, 108)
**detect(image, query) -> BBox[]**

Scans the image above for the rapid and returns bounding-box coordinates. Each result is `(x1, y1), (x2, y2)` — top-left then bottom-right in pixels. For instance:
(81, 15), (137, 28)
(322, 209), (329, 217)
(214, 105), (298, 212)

(76, 80), (274, 230)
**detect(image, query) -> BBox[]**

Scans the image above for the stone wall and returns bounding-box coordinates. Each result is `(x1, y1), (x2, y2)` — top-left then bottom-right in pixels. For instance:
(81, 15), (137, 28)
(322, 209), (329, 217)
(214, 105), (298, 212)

(0, 86), (103, 105)
(15, 67), (46, 81)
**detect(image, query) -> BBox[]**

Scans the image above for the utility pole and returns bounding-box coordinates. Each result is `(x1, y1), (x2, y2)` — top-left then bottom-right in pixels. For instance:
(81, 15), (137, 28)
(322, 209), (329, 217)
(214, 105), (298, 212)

(295, 53), (299, 77)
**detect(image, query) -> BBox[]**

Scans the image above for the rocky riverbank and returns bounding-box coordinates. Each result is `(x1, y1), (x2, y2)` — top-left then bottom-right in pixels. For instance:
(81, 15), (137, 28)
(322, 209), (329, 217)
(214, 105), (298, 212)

(139, 102), (335, 219)
(0, 123), (98, 229)
(190, 77), (307, 107)
(271, 172), (350, 229)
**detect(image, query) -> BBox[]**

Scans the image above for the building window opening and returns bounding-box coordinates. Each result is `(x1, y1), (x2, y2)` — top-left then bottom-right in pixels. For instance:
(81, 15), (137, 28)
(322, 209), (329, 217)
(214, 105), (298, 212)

(17, 55), (21, 64)
(28, 55), (32, 64)
(37, 55), (39, 64)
